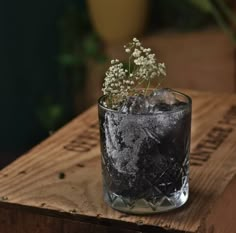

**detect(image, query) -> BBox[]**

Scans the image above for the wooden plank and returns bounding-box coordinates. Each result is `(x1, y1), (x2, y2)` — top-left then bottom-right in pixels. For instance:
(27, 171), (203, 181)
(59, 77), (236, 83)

(0, 204), (145, 233)
(0, 90), (236, 232)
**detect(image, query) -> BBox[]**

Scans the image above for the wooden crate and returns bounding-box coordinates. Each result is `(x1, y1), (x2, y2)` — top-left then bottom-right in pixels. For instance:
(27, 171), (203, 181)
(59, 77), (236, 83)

(0, 90), (236, 233)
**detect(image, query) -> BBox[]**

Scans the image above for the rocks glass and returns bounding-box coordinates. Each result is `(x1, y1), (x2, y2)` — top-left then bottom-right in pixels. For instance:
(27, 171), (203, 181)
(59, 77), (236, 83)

(98, 89), (192, 214)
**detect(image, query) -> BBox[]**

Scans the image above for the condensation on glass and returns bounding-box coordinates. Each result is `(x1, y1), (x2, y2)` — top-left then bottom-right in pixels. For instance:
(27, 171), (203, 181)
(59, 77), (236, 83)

(98, 90), (192, 214)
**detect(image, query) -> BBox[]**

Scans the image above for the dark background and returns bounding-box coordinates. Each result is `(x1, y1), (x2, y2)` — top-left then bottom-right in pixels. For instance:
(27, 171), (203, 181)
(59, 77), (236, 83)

(0, 0), (234, 168)
(0, 0), (80, 166)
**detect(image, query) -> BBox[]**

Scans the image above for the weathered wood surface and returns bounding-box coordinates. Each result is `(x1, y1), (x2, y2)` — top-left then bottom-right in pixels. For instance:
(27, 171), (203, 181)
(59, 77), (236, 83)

(1, 90), (236, 233)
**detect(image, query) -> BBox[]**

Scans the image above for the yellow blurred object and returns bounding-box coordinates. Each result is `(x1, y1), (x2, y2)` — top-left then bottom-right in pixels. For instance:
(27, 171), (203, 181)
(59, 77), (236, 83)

(87, 0), (149, 44)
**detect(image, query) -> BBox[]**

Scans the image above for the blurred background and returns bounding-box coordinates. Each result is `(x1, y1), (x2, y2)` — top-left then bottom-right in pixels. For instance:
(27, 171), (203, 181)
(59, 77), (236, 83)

(1, 0), (236, 168)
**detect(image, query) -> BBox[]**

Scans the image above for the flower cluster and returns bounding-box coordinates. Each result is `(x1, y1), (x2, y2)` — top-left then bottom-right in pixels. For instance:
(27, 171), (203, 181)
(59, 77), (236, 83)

(102, 38), (166, 109)
(102, 59), (135, 108)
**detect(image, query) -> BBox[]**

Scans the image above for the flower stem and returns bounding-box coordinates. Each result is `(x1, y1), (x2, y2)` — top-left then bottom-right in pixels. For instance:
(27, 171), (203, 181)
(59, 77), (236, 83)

(128, 56), (132, 75)
(145, 80), (151, 96)
(154, 83), (161, 90)
(132, 78), (146, 90)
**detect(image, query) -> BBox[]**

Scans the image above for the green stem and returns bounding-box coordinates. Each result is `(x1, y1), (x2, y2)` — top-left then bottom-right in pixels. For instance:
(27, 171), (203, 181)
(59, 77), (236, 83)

(128, 56), (131, 75)
(108, 95), (113, 108)
(132, 78), (146, 90)
(145, 80), (151, 96)
(128, 79), (146, 96)
(154, 82), (161, 90)
(128, 44), (135, 76)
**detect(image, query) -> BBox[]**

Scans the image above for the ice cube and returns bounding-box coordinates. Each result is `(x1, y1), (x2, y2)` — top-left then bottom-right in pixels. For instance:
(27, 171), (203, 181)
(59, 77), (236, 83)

(119, 95), (148, 114)
(149, 88), (177, 106)
(129, 95), (146, 114)
(119, 96), (136, 113)
(119, 89), (180, 114)
(152, 103), (172, 113)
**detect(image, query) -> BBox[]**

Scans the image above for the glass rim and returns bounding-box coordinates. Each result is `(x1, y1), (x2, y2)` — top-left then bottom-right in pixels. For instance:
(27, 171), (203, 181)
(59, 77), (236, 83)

(98, 88), (192, 116)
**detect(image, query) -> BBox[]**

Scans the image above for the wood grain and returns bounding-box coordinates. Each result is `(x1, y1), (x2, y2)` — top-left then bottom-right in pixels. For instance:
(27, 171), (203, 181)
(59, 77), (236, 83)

(1, 90), (236, 233)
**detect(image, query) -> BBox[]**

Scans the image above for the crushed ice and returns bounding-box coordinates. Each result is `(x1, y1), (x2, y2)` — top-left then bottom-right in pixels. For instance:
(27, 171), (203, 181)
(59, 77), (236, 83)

(118, 88), (180, 114)
(103, 89), (188, 175)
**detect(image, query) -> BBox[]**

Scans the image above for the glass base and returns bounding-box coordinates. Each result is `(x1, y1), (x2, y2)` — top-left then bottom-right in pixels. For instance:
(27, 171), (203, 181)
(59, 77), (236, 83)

(104, 184), (189, 214)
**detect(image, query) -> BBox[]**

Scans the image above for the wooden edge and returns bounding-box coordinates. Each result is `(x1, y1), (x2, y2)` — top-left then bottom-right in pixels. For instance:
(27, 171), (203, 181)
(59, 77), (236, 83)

(0, 105), (98, 172)
(0, 201), (188, 233)
(199, 174), (236, 233)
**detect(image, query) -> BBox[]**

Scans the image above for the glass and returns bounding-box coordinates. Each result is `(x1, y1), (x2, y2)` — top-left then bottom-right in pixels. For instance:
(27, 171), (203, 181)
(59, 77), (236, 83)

(98, 89), (192, 214)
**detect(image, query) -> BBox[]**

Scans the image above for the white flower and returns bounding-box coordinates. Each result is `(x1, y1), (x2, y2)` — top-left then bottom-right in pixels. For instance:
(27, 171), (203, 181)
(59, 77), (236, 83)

(143, 48), (151, 53)
(158, 63), (167, 76)
(132, 48), (141, 58)
(150, 72), (157, 78)
(102, 37), (167, 109)
(125, 48), (131, 53)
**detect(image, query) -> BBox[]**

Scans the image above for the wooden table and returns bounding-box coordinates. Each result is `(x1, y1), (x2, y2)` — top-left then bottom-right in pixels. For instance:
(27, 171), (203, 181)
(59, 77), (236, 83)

(0, 90), (236, 233)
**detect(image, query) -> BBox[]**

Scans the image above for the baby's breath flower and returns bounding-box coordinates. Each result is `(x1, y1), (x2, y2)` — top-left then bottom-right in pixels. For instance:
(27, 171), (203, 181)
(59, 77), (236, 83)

(102, 38), (166, 109)
(125, 48), (131, 53)
(132, 48), (141, 58)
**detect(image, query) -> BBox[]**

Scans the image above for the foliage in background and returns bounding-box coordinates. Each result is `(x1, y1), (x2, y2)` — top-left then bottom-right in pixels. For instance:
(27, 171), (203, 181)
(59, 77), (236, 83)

(150, 0), (236, 38)
(59, 5), (106, 92)
(37, 97), (65, 131)
(189, 0), (236, 45)
(149, 0), (214, 31)
(37, 3), (106, 131)
(38, 0), (236, 131)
